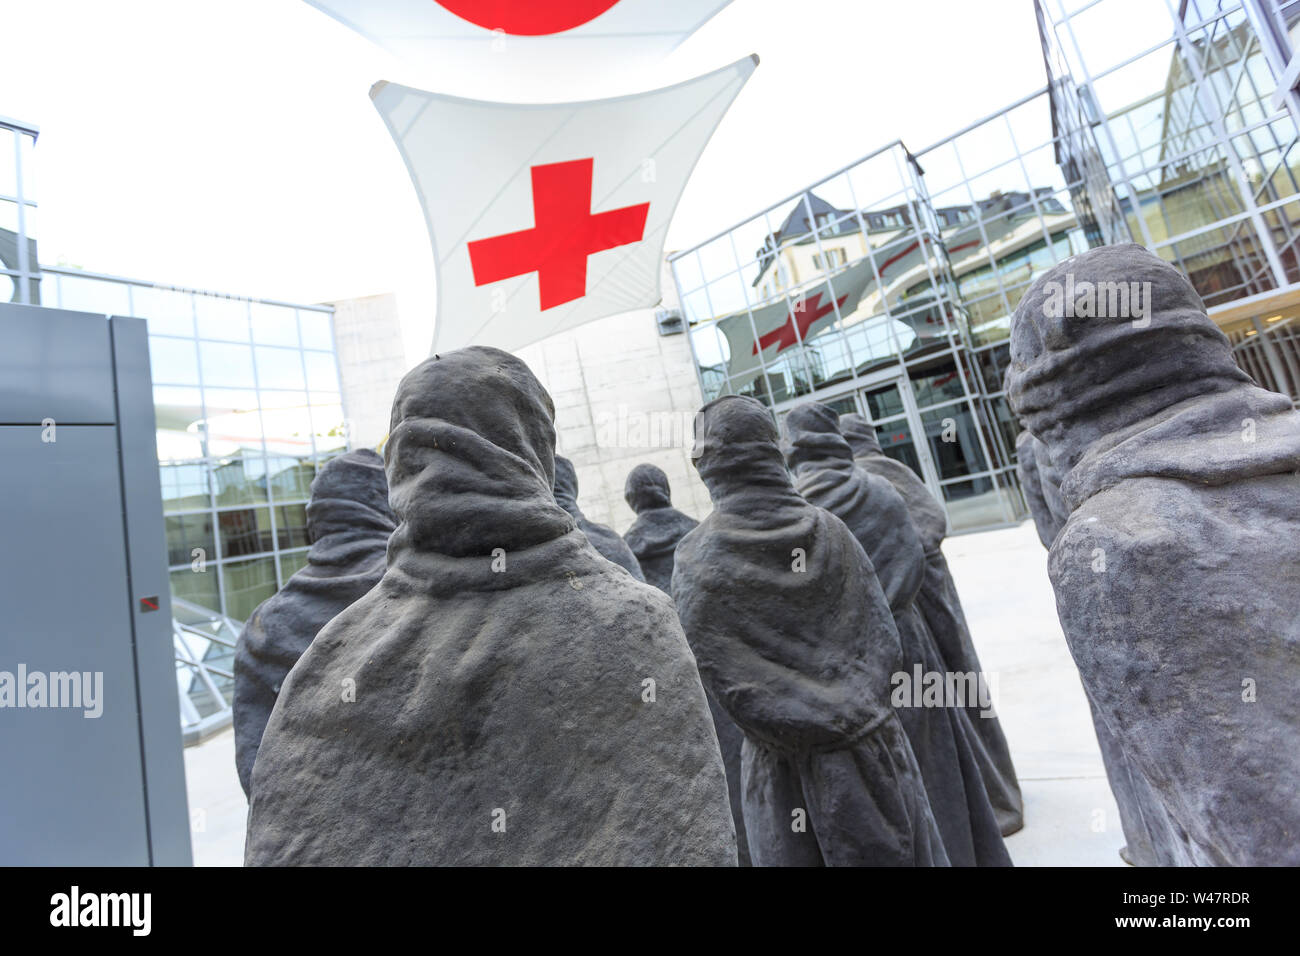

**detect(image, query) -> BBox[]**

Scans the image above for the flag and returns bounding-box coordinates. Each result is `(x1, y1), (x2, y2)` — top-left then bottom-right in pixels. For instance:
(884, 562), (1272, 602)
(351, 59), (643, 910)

(306, 1), (734, 93)
(716, 256), (876, 387)
(372, 56), (756, 354)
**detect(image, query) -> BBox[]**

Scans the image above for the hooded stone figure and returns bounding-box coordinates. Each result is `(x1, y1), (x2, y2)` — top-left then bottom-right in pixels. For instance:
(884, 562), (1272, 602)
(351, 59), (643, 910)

(622, 462), (751, 866)
(232, 448), (395, 797)
(245, 347), (737, 866)
(672, 395), (948, 867)
(1014, 429), (1063, 549)
(622, 464), (697, 593)
(1007, 242), (1300, 866)
(839, 415), (949, 549)
(1015, 425), (1181, 866)
(553, 456), (645, 581)
(1085, 686), (1192, 868)
(785, 403), (1011, 866)
(842, 412), (1024, 837)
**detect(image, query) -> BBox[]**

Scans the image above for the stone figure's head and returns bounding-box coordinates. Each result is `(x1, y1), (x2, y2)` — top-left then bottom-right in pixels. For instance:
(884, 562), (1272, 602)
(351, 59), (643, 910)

(781, 402), (854, 474)
(838, 413), (881, 457)
(690, 395), (792, 501)
(624, 463), (673, 514)
(1006, 243), (1249, 471)
(306, 448), (396, 542)
(385, 346), (569, 553)
(388, 345), (557, 483)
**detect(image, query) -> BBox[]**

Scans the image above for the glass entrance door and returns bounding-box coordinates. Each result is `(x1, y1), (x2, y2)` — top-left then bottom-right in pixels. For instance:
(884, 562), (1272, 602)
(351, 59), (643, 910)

(857, 365), (1022, 531)
(856, 375), (944, 500)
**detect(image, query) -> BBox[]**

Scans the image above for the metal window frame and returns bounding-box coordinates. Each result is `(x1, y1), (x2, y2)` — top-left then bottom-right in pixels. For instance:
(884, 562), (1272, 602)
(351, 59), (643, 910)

(37, 263), (341, 734)
(670, 1), (1300, 531)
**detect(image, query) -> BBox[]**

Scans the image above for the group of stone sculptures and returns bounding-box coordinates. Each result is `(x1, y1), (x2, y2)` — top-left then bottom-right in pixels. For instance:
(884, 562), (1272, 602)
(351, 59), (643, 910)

(781, 402), (1011, 865)
(238, 244), (1300, 867)
(242, 350), (735, 864)
(232, 341), (1023, 866)
(1010, 243), (1300, 867)
(675, 397), (951, 864)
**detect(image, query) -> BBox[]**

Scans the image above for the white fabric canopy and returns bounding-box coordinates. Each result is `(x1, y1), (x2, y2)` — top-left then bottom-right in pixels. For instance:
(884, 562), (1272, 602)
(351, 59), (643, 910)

(306, 1), (733, 97)
(371, 56), (756, 354)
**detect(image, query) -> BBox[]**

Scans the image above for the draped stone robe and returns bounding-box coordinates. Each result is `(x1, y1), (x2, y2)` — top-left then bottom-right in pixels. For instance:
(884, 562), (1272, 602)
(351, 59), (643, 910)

(622, 462), (751, 866)
(1015, 429), (1055, 548)
(554, 456), (645, 581)
(232, 449), (395, 797)
(1008, 243), (1300, 866)
(1015, 429), (1064, 549)
(673, 396), (947, 867)
(1016, 426), (1182, 866)
(787, 404), (1011, 866)
(842, 412), (1024, 837)
(245, 347), (736, 866)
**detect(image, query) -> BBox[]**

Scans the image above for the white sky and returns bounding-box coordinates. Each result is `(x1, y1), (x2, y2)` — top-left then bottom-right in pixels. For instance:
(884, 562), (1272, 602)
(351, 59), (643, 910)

(1, 0), (1051, 363)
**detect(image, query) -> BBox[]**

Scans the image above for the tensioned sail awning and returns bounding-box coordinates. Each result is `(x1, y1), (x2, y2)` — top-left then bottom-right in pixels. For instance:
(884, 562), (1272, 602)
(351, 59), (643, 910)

(371, 56), (757, 354)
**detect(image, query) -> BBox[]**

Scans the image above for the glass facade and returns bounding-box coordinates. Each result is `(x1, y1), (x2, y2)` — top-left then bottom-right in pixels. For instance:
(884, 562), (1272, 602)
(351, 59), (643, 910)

(669, 122), (1079, 532)
(0, 116), (38, 305)
(41, 267), (345, 728)
(1039, 0), (1300, 307)
(41, 267), (346, 622)
(671, 0), (1300, 532)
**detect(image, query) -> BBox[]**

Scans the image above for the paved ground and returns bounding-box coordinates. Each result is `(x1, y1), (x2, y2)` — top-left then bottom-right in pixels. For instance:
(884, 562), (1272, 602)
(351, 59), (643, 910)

(184, 519), (1126, 867)
(943, 521), (1124, 867)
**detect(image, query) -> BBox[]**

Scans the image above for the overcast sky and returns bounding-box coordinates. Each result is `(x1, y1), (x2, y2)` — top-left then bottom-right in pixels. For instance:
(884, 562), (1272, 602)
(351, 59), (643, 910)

(1, 0), (1051, 362)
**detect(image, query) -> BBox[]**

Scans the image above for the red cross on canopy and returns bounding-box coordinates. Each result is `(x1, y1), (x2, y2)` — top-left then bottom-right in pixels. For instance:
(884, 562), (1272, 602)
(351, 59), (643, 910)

(467, 157), (651, 311)
(752, 291), (848, 355)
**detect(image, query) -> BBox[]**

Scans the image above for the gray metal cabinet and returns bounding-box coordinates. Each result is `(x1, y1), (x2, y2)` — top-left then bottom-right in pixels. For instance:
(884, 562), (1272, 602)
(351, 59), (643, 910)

(0, 302), (192, 865)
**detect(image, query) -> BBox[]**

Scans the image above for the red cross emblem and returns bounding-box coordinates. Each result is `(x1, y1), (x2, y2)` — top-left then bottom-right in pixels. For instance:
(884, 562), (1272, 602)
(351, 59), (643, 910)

(753, 291), (848, 355)
(467, 158), (650, 311)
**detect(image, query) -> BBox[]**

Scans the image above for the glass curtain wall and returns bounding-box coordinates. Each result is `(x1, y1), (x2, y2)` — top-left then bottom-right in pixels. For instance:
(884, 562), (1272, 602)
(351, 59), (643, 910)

(1037, 0), (1300, 305)
(670, 100), (1104, 532)
(41, 267), (346, 621)
(674, 0), (1300, 531)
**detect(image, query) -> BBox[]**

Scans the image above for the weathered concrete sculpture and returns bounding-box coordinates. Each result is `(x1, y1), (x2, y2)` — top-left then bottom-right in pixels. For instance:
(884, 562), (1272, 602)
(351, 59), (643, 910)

(621, 463), (751, 866)
(786, 403), (1011, 866)
(1088, 699), (1193, 867)
(1014, 429), (1062, 549)
(554, 456), (645, 581)
(1016, 425), (1171, 864)
(673, 395), (948, 867)
(245, 347), (737, 866)
(839, 415), (948, 548)
(622, 464), (697, 593)
(232, 448), (395, 797)
(842, 412), (1024, 836)
(1007, 242), (1300, 866)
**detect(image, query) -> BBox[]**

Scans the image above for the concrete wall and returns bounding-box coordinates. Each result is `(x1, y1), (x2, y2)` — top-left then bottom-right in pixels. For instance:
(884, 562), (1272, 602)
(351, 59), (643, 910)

(517, 268), (709, 533)
(331, 293), (409, 450)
